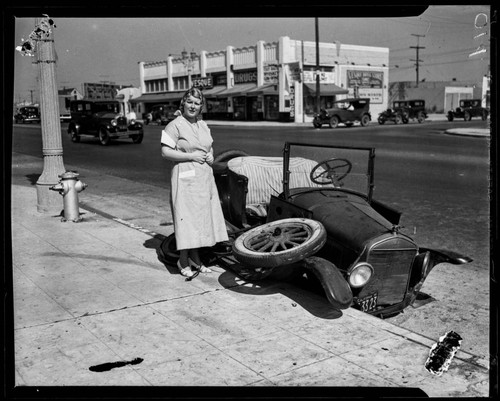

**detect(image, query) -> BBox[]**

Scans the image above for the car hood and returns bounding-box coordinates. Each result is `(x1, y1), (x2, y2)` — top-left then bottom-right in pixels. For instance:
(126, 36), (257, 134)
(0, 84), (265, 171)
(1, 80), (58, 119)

(290, 190), (395, 252)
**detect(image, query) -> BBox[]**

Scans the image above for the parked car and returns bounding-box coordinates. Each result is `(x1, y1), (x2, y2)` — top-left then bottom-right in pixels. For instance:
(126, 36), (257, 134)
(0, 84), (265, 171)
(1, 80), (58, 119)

(144, 104), (177, 125)
(67, 99), (144, 145)
(158, 143), (471, 318)
(14, 106), (40, 124)
(379, 100), (427, 124)
(313, 98), (371, 128)
(447, 99), (489, 121)
(377, 107), (404, 125)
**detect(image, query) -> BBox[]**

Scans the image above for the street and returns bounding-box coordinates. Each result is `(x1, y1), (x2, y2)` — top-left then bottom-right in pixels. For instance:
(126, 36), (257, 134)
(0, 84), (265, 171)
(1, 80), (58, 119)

(11, 119), (490, 360)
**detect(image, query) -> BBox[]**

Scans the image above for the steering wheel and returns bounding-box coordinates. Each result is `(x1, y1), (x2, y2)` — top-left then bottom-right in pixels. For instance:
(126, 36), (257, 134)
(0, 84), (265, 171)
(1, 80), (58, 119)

(310, 158), (352, 186)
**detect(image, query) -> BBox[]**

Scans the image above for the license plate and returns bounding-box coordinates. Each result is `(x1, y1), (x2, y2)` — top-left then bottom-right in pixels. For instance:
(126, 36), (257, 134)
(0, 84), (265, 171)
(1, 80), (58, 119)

(356, 292), (378, 312)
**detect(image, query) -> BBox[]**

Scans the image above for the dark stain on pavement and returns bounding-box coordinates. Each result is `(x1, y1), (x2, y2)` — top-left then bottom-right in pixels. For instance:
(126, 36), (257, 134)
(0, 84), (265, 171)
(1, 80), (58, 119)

(89, 357), (144, 372)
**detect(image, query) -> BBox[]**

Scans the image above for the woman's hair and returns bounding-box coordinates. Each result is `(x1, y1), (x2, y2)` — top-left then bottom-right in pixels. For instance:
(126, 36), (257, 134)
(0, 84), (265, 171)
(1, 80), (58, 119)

(179, 87), (205, 112)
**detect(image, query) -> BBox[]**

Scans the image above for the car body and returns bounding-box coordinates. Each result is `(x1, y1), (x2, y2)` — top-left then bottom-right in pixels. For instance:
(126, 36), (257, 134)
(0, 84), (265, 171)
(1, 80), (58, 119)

(313, 98), (371, 128)
(159, 143), (471, 318)
(447, 99), (488, 121)
(144, 104), (177, 125)
(68, 99), (144, 145)
(60, 114), (71, 123)
(378, 100), (427, 124)
(14, 106), (40, 124)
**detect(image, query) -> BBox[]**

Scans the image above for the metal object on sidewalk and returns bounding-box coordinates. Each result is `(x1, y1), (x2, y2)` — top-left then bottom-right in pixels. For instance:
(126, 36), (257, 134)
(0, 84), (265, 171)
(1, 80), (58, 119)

(49, 171), (87, 222)
(425, 330), (462, 376)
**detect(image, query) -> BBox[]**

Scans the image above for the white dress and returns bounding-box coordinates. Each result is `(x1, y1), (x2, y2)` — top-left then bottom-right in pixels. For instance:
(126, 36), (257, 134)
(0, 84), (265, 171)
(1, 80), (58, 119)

(161, 116), (228, 250)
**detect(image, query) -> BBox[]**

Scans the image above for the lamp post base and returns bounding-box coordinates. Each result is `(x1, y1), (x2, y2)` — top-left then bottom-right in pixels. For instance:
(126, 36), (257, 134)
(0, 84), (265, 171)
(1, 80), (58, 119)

(36, 183), (63, 215)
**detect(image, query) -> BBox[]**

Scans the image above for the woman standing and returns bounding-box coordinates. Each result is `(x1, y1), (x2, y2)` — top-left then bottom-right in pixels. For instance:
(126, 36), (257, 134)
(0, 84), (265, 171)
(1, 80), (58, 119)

(161, 87), (228, 278)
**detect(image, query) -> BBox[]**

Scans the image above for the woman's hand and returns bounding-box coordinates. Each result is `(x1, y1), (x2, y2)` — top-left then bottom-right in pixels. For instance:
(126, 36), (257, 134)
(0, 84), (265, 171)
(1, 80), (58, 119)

(190, 150), (207, 164)
(205, 152), (214, 166)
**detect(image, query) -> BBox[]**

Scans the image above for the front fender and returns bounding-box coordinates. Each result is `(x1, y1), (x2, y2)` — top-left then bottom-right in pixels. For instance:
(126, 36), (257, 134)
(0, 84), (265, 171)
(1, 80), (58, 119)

(302, 256), (353, 309)
(420, 247), (473, 267)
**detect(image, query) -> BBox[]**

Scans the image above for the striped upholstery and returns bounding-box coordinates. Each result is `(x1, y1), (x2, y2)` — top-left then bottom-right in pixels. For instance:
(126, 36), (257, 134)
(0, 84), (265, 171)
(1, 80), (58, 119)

(227, 156), (323, 205)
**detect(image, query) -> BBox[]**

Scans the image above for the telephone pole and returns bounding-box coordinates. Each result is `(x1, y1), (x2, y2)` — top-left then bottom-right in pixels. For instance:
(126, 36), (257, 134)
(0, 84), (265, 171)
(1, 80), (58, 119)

(410, 34), (425, 87)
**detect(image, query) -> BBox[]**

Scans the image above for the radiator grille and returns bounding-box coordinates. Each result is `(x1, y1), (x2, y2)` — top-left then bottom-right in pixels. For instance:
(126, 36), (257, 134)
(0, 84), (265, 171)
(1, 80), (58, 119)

(358, 248), (416, 305)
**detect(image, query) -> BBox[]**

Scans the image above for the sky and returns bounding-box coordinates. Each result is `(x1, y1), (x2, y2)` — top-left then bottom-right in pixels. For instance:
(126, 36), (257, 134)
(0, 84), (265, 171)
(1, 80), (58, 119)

(11, 5), (492, 104)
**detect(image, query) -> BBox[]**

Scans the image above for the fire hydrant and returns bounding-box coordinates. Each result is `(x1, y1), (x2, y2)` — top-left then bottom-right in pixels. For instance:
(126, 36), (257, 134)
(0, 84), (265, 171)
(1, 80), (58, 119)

(50, 171), (87, 222)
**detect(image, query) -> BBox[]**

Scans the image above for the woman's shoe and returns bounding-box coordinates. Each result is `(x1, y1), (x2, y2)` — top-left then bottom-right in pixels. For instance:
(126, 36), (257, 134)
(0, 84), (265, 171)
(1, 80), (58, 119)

(177, 260), (194, 278)
(188, 258), (212, 273)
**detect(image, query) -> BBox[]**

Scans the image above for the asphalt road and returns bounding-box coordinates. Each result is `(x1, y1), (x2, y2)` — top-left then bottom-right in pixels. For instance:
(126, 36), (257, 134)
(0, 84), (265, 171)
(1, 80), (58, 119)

(10, 119), (491, 360)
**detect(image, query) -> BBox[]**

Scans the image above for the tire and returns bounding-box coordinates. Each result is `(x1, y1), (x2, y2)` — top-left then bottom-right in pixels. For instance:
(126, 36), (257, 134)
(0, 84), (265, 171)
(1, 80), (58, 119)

(158, 234), (179, 265)
(395, 114), (403, 124)
(68, 126), (80, 143)
(329, 116), (339, 129)
(98, 128), (110, 146)
(447, 112), (454, 122)
(313, 118), (321, 128)
(232, 218), (327, 268)
(464, 111), (471, 121)
(360, 114), (370, 127)
(132, 133), (144, 144)
(214, 149), (250, 164)
(377, 116), (385, 125)
(417, 112), (425, 123)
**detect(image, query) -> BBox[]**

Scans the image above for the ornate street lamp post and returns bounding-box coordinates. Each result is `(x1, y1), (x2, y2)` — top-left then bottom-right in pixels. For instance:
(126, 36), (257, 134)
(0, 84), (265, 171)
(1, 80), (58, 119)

(17, 16), (66, 213)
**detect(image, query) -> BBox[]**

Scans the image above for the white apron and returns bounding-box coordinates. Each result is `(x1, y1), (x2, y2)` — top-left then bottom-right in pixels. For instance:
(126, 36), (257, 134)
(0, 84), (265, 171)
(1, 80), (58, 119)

(161, 116), (228, 250)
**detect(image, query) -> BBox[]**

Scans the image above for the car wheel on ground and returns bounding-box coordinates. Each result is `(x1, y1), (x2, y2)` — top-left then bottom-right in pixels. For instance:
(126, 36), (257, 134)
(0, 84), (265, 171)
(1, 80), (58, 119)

(464, 111), (472, 121)
(131, 134), (143, 144)
(98, 128), (110, 146)
(377, 116), (385, 125)
(360, 114), (370, 126)
(232, 218), (327, 268)
(417, 112), (425, 123)
(329, 116), (339, 129)
(395, 114), (403, 124)
(447, 112), (454, 122)
(313, 118), (322, 128)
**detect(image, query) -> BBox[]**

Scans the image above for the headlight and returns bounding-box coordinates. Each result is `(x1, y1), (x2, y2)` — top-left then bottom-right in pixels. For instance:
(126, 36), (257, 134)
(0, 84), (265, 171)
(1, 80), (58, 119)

(348, 262), (373, 288)
(111, 119), (117, 126)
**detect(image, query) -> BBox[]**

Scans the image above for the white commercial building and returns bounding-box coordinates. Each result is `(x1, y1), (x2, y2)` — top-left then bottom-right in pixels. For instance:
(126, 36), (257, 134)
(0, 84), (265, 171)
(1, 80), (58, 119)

(134, 36), (389, 122)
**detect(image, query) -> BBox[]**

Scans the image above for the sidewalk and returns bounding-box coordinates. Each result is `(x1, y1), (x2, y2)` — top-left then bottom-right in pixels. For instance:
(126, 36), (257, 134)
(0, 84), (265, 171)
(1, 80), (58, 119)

(8, 151), (489, 396)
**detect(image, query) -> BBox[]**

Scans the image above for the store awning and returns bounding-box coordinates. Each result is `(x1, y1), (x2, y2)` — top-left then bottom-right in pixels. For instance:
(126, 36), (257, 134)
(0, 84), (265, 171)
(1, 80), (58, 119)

(303, 83), (348, 96)
(130, 91), (185, 103)
(202, 86), (226, 98)
(247, 83), (279, 95)
(216, 83), (257, 97)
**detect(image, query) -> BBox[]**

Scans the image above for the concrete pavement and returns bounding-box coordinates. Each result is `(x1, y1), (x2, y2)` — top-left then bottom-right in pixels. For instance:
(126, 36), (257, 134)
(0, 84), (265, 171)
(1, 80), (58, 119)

(7, 119), (491, 396)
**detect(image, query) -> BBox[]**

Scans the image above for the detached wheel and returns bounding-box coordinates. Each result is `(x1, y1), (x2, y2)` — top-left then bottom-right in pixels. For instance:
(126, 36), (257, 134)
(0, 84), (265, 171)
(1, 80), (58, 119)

(214, 149), (249, 163)
(132, 133), (144, 144)
(360, 114), (370, 127)
(232, 218), (327, 268)
(99, 128), (110, 146)
(329, 116), (339, 128)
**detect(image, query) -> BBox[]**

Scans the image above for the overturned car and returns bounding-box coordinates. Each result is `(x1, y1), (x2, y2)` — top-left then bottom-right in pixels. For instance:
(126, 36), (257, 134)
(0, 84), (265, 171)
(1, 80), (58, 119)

(159, 143), (471, 318)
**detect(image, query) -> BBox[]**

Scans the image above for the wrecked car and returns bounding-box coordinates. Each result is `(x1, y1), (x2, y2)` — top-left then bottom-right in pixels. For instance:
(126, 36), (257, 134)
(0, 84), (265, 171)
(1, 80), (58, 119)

(159, 143), (471, 318)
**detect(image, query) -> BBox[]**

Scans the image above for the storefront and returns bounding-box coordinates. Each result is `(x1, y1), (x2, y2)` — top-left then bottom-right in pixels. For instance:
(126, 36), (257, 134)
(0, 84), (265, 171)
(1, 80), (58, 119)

(302, 83), (348, 114)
